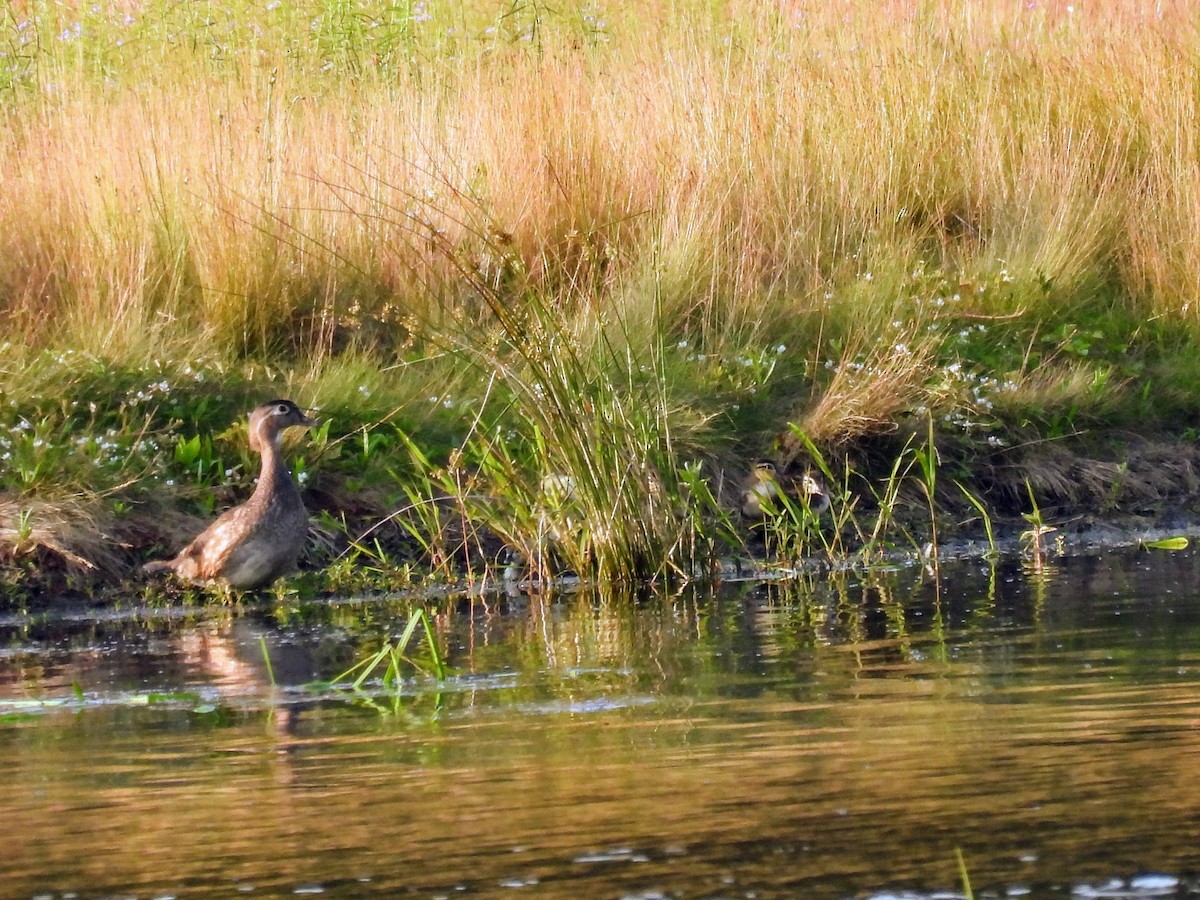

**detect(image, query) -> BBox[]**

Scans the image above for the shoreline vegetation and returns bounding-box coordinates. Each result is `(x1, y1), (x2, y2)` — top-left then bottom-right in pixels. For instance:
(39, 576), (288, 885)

(3, 0), (1200, 604)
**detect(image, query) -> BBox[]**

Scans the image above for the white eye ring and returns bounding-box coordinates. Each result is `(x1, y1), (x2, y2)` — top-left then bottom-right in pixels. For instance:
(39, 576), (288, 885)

(276, 403), (290, 415)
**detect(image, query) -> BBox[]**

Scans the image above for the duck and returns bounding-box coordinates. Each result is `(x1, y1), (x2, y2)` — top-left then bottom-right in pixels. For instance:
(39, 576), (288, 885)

(797, 470), (831, 515)
(738, 460), (830, 519)
(143, 399), (316, 590)
(739, 460), (784, 519)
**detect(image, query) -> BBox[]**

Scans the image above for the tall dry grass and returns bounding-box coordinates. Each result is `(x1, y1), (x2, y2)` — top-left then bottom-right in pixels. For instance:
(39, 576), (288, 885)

(2, 0), (1198, 362)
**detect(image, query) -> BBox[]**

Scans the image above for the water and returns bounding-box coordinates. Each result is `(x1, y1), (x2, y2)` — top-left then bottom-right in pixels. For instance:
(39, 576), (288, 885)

(3, 548), (1200, 899)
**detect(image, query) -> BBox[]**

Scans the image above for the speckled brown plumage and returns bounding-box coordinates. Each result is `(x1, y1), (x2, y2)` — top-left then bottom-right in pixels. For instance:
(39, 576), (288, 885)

(143, 399), (315, 590)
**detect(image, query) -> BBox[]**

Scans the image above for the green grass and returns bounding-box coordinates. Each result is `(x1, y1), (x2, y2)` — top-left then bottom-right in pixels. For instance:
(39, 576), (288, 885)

(2, 1), (1200, 599)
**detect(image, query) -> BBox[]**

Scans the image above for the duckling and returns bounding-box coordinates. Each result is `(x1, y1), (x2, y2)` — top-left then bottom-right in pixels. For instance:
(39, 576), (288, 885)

(738, 460), (831, 519)
(739, 460), (784, 519)
(798, 470), (831, 515)
(144, 399), (316, 590)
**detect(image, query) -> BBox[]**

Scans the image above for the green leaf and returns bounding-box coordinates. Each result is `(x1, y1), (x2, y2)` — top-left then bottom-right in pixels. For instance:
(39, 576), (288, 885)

(1143, 537), (1189, 551)
(175, 433), (202, 467)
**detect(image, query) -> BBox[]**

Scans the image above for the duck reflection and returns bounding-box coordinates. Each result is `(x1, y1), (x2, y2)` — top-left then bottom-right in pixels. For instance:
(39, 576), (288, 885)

(179, 620), (318, 691)
(177, 619), (318, 741)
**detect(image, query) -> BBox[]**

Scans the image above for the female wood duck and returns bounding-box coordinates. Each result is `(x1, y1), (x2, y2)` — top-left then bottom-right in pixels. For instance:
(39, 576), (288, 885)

(144, 399), (316, 590)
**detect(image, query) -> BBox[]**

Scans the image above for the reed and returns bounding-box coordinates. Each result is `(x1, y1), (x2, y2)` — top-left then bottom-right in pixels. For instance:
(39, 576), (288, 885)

(334, 606), (447, 687)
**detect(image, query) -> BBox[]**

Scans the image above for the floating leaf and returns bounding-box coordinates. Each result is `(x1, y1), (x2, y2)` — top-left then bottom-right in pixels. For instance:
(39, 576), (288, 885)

(1143, 537), (1189, 551)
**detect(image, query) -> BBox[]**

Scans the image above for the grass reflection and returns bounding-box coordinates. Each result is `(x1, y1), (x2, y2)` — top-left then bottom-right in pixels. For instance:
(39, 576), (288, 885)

(4, 548), (1198, 723)
(6, 550), (1200, 898)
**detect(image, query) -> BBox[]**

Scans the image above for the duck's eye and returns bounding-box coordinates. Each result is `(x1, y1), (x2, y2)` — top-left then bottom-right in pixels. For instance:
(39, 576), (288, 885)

(276, 403), (290, 415)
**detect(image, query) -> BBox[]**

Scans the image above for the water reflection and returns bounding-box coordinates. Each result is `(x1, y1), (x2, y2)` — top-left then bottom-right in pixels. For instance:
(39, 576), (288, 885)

(2, 549), (1200, 897)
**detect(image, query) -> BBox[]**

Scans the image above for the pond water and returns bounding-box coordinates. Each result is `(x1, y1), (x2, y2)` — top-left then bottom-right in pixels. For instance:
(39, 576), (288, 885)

(3, 547), (1200, 899)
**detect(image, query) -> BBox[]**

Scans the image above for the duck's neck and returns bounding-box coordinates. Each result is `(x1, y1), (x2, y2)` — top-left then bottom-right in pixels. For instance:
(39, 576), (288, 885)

(253, 433), (297, 498)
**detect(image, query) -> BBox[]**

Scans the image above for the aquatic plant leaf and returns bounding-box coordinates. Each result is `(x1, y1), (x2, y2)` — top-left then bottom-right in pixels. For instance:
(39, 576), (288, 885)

(1143, 537), (1189, 551)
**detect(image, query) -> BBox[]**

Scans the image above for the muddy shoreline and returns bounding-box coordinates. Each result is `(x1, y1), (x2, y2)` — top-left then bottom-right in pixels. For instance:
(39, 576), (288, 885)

(3, 435), (1199, 611)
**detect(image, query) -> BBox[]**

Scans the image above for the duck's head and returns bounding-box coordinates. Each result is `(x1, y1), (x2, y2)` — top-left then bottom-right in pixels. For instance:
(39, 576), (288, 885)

(740, 460), (782, 516)
(750, 460), (777, 483)
(799, 470), (831, 514)
(248, 399), (316, 453)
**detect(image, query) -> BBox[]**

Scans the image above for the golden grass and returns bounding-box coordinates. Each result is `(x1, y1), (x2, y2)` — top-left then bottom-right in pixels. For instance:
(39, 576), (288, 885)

(788, 330), (937, 450)
(1, 0), (1199, 363)
(0, 496), (123, 574)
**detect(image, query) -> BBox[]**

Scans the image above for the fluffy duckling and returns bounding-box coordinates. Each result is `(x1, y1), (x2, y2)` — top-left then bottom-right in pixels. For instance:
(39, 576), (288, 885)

(739, 460), (784, 518)
(739, 460), (830, 519)
(144, 399), (316, 590)
(797, 470), (831, 515)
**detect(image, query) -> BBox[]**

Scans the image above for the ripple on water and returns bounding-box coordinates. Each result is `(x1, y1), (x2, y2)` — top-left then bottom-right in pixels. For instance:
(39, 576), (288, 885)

(861, 873), (1193, 900)
(1072, 874), (1185, 898)
(573, 847), (652, 865)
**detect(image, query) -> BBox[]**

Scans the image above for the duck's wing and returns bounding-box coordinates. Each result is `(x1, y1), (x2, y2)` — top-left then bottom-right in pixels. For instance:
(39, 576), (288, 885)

(161, 504), (251, 580)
